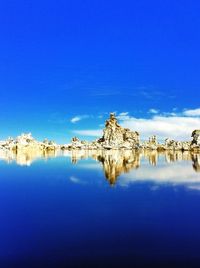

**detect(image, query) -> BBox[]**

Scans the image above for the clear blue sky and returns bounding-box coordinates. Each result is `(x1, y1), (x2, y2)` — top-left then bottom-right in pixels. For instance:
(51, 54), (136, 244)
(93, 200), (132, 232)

(0, 0), (200, 142)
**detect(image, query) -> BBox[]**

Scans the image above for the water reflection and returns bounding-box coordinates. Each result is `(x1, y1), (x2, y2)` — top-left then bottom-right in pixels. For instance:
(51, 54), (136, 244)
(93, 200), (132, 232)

(1, 149), (199, 186)
(192, 154), (200, 172)
(0, 149), (59, 166)
(97, 150), (140, 185)
(68, 150), (200, 185)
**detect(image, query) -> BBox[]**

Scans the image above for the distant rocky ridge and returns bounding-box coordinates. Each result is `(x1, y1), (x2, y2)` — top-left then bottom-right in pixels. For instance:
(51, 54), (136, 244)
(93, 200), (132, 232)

(0, 113), (200, 152)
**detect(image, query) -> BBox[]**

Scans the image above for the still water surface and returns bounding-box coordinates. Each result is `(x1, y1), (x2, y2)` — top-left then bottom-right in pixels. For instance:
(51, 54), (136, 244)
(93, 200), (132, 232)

(0, 150), (200, 267)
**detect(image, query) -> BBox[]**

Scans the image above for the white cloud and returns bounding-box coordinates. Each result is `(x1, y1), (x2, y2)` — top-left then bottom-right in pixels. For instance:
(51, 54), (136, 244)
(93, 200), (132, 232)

(149, 108), (159, 114)
(71, 116), (81, 123)
(120, 115), (200, 141)
(70, 115), (89, 124)
(183, 108), (200, 117)
(116, 109), (200, 140)
(117, 112), (130, 121)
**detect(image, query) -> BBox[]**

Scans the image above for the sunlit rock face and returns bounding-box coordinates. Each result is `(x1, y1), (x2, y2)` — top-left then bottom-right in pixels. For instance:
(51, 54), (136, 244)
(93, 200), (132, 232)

(191, 130), (200, 145)
(65, 113), (140, 150)
(142, 135), (158, 150)
(15, 133), (43, 151)
(66, 137), (91, 150)
(191, 130), (200, 152)
(163, 139), (190, 151)
(98, 113), (140, 149)
(0, 133), (58, 152)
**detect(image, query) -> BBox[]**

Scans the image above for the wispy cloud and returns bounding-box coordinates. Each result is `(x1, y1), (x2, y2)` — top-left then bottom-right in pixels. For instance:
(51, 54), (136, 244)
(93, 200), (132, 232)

(149, 108), (159, 114)
(71, 116), (82, 123)
(116, 112), (130, 121)
(70, 115), (89, 124)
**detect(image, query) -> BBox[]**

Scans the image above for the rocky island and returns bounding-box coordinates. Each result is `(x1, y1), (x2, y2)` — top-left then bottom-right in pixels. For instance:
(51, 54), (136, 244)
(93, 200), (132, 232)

(0, 113), (200, 153)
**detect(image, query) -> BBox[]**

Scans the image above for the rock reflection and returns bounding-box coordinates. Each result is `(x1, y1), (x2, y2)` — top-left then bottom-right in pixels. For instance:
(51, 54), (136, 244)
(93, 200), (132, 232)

(68, 150), (200, 185)
(192, 154), (200, 172)
(164, 151), (193, 163)
(0, 149), (199, 184)
(0, 149), (57, 166)
(143, 150), (158, 166)
(96, 150), (141, 185)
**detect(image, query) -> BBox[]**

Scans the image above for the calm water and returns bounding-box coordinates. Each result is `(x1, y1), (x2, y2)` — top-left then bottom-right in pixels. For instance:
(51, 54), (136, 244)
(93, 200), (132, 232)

(0, 150), (200, 268)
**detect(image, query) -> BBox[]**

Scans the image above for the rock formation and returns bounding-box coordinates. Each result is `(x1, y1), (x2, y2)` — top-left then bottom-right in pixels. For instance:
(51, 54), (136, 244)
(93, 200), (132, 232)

(64, 137), (91, 150)
(63, 113), (140, 150)
(191, 130), (200, 148)
(98, 113), (140, 149)
(0, 133), (58, 152)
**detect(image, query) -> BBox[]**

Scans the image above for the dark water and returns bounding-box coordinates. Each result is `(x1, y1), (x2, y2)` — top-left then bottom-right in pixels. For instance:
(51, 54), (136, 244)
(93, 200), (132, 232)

(0, 150), (200, 268)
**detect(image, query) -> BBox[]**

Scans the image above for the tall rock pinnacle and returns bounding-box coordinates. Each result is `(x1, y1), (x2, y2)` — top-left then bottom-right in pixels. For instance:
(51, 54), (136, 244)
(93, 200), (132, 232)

(99, 113), (140, 149)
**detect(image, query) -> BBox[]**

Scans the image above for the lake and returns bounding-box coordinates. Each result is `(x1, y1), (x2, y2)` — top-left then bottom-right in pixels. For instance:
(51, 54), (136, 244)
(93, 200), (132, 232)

(0, 149), (200, 267)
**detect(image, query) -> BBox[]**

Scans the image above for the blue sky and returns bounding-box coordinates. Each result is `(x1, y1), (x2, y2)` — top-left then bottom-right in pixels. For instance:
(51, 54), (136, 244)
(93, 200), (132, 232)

(0, 0), (200, 143)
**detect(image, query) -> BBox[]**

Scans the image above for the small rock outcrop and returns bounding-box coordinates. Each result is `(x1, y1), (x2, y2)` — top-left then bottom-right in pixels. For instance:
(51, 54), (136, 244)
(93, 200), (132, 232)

(142, 135), (158, 150)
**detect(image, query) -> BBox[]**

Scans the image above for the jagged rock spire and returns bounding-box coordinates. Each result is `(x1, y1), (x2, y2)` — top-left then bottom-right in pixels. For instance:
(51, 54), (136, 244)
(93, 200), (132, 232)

(99, 113), (140, 149)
